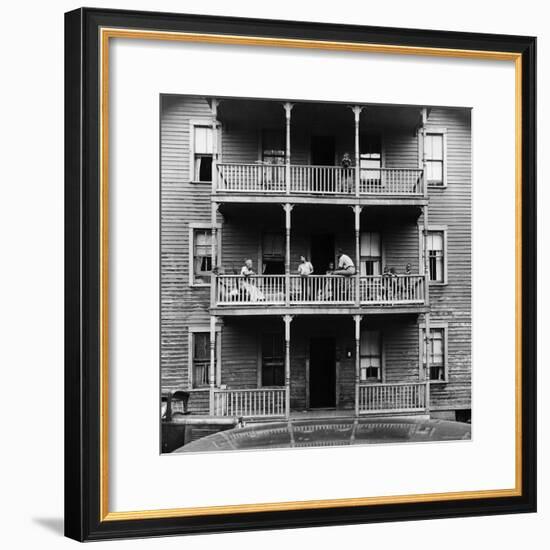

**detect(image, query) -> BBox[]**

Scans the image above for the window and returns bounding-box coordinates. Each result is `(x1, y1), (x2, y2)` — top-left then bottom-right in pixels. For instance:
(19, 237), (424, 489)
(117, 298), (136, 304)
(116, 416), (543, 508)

(262, 233), (285, 275)
(421, 327), (446, 381)
(360, 330), (382, 381)
(360, 133), (381, 181)
(360, 232), (381, 276)
(425, 133), (445, 186)
(261, 333), (284, 386)
(193, 125), (213, 182)
(192, 332), (210, 388)
(192, 228), (212, 284)
(426, 230), (445, 283)
(262, 129), (285, 165)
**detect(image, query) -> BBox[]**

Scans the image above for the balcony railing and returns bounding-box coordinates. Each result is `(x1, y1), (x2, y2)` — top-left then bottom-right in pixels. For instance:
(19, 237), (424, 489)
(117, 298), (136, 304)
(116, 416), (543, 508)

(213, 387), (287, 417)
(216, 163), (424, 196)
(214, 274), (425, 307)
(358, 382), (429, 414)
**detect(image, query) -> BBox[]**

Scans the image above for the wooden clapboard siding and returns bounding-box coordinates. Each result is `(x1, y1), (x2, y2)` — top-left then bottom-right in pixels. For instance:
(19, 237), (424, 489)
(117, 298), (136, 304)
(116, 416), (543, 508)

(424, 107), (472, 411)
(220, 318), (259, 388)
(161, 95), (219, 390)
(382, 222), (421, 272)
(384, 130), (419, 168)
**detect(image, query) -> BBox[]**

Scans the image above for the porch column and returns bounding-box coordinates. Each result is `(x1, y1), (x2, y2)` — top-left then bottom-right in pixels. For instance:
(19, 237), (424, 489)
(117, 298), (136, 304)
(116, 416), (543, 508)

(283, 314), (293, 419)
(353, 205), (363, 306)
(210, 202), (219, 308)
(422, 204), (430, 307)
(420, 107), (428, 198)
(283, 203), (294, 306)
(351, 105), (363, 198)
(283, 102), (294, 194)
(422, 199), (431, 414)
(209, 315), (217, 415)
(354, 314), (363, 416)
(211, 99), (219, 193)
(424, 312), (431, 415)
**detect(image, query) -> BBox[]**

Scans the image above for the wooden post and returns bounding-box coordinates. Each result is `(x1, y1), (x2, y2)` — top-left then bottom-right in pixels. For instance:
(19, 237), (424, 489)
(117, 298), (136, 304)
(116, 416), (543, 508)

(424, 312), (431, 415)
(283, 203), (293, 306)
(210, 202), (219, 308)
(283, 102), (293, 195)
(354, 314), (363, 416)
(351, 106), (363, 198)
(284, 314), (293, 419)
(209, 315), (217, 415)
(211, 99), (219, 193)
(420, 108), (431, 416)
(421, 107), (428, 198)
(353, 205), (363, 306)
(423, 204), (430, 307)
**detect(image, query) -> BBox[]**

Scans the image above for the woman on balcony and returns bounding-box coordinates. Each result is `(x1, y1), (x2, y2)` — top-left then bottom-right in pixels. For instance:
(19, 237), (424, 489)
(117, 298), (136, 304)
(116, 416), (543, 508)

(239, 259), (265, 302)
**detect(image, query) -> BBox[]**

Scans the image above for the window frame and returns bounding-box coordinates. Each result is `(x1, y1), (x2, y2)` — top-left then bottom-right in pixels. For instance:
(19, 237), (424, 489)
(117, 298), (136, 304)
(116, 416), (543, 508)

(360, 231), (382, 276)
(418, 224), (448, 285)
(418, 126), (447, 188)
(359, 329), (384, 383)
(187, 326), (222, 390)
(188, 119), (222, 184)
(259, 332), (285, 388)
(359, 132), (383, 182)
(261, 128), (286, 165)
(188, 223), (222, 287)
(418, 322), (449, 384)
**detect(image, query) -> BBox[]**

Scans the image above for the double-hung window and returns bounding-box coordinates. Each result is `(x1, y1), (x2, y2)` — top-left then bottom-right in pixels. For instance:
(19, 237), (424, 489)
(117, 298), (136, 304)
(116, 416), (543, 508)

(360, 133), (382, 185)
(262, 129), (285, 165)
(421, 327), (447, 382)
(193, 125), (213, 182)
(192, 228), (212, 284)
(360, 330), (382, 381)
(192, 332), (210, 388)
(426, 230), (445, 283)
(360, 232), (382, 276)
(261, 333), (285, 387)
(424, 132), (445, 186)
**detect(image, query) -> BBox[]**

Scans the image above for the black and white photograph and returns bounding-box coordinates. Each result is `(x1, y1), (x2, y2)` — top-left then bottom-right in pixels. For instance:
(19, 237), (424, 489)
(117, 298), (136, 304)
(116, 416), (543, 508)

(160, 95), (472, 453)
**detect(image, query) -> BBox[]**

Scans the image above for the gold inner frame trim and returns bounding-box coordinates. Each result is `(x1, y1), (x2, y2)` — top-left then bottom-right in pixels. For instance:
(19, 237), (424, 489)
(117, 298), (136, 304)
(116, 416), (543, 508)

(99, 26), (523, 522)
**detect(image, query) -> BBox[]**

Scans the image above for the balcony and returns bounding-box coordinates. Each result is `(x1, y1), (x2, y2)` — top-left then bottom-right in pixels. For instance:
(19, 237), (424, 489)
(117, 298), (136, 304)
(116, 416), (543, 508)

(216, 163), (425, 203)
(212, 274), (426, 314)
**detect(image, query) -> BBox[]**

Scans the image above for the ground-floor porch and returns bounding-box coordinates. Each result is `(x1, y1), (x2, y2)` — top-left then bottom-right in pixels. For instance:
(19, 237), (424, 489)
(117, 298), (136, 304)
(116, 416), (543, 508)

(184, 313), (447, 419)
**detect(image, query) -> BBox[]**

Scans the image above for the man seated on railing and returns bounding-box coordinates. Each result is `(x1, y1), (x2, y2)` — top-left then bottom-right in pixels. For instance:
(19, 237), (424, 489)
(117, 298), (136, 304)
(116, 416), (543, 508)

(333, 249), (355, 276)
(333, 250), (356, 301)
(239, 259), (265, 302)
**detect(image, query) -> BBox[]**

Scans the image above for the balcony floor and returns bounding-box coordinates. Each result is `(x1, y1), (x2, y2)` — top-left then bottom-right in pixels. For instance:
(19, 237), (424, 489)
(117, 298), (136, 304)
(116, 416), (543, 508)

(211, 305), (429, 316)
(213, 192), (428, 208)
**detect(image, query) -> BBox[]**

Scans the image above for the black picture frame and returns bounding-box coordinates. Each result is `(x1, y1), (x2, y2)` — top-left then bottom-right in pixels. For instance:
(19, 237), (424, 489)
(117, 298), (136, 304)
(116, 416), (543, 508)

(65, 7), (536, 541)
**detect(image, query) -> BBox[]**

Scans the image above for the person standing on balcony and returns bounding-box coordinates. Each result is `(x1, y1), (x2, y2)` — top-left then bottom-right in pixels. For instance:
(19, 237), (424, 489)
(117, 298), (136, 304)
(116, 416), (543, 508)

(340, 152), (354, 193)
(298, 255), (314, 301)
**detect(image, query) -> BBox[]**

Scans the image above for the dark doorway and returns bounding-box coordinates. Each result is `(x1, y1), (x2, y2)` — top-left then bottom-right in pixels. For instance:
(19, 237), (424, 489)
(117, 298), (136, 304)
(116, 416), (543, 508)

(309, 338), (336, 408)
(311, 234), (335, 274)
(311, 135), (335, 166)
